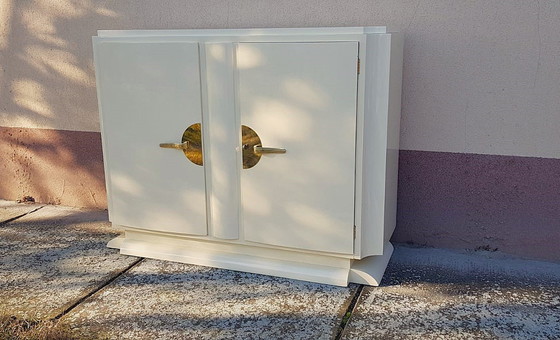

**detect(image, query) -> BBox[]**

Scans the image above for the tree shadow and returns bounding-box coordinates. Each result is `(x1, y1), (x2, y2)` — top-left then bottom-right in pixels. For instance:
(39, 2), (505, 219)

(0, 1), (124, 208)
(0, 204), (136, 319)
(381, 244), (560, 289)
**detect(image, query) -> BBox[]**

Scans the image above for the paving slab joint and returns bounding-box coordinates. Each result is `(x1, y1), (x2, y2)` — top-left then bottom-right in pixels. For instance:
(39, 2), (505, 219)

(53, 257), (144, 320)
(334, 284), (364, 340)
(0, 205), (44, 226)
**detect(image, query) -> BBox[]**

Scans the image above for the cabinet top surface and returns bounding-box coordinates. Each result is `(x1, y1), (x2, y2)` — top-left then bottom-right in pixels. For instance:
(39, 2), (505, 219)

(97, 26), (388, 37)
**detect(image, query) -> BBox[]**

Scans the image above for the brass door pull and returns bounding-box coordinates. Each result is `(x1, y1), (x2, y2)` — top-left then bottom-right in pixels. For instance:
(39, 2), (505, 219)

(159, 123), (203, 166)
(241, 125), (286, 169)
(253, 146), (286, 155)
(159, 141), (189, 150)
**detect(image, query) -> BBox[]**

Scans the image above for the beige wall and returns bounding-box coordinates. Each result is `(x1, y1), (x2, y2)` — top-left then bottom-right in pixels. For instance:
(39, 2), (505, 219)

(1, 0), (559, 158)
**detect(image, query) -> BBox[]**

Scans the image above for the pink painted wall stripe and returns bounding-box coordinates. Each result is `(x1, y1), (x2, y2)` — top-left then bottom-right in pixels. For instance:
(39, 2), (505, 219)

(393, 150), (560, 262)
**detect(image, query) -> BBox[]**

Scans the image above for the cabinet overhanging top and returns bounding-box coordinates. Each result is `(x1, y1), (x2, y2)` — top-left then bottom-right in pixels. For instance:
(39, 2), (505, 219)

(97, 26), (388, 37)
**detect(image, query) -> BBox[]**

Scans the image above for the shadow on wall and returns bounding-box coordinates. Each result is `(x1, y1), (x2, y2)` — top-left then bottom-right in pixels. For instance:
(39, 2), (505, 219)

(0, 1), (123, 208)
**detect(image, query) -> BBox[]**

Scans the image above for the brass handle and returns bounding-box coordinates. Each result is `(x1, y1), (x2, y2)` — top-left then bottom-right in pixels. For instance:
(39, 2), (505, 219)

(159, 141), (189, 150)
(241, 125), (285, 169)
(253, 145), (286, 155)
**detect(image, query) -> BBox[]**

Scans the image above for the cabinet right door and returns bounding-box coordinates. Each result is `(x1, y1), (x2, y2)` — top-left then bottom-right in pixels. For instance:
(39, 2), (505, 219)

(237, 42), (358, 254)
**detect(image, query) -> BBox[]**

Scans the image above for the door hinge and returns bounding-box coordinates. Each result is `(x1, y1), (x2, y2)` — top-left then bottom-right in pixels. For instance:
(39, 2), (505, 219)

(357, 58), (360, 75)
(353, 225), (357, 240)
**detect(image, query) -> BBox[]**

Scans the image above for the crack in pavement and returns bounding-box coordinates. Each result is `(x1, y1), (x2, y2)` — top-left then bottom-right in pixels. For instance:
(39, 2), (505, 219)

(334, 284), (364, 340)
(0, 205), (45, 226)
(54, 257), (145, 320)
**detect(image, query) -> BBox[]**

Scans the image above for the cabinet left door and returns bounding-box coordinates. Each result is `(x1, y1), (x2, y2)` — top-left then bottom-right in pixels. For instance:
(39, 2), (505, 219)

(93, 38), (207, 236)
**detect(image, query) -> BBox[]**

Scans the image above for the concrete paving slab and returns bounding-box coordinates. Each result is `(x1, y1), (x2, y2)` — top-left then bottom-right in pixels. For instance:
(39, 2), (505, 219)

(0, 204), (139, 319)
(0, 200), (43, 224)
(65, 259), (357, 339)
(342, 246), (560, 340)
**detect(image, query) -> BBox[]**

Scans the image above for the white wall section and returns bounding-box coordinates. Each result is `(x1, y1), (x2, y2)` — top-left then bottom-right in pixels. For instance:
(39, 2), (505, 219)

(1, 1), (559, 159)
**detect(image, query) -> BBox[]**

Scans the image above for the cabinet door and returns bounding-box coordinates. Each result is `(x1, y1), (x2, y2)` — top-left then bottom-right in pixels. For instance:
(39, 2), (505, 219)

(238, 42), (358, 254)
(94, 39), (207, 235)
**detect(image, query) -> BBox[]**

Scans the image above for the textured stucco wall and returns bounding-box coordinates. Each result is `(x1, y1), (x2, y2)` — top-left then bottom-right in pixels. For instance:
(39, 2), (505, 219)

(1, 1), (559, 260)
(0, 127), (105, 207)
(2, 0), (560, 159)
(394, 150), (560, 262)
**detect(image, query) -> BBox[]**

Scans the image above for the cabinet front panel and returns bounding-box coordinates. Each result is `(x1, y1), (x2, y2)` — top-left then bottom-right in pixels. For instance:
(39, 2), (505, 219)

(238, 42), (358, 254)
(94, 40), (207, 235)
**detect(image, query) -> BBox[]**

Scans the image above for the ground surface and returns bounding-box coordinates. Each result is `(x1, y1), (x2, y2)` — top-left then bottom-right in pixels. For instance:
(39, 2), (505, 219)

(341, 247), (560, 339)
(0, 201), (559, 339)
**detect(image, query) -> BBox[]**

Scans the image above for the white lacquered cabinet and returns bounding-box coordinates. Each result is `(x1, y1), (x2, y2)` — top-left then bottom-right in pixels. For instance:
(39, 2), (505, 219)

(93, 27), (403, 286)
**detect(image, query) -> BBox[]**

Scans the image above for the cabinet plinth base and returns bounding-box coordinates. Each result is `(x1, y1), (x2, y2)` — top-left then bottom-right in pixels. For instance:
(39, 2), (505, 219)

(349, 242), (394, 286)
(108, 229), (393, 287)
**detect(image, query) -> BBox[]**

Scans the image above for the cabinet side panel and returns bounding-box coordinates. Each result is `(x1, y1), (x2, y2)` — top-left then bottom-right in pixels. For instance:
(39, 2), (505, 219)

(204, 43), (240, 239)
(384, 33), (404, 243)
(94, 39), (207, 235)
(360, 35), (392, 256)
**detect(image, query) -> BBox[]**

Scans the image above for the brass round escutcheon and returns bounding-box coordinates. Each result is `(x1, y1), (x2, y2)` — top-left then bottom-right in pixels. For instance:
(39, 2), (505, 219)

(241, 125), (287, 169)
(161, 124), (284, 168)
(241, 125), (262, 169)
(182, 123), (203, 166)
